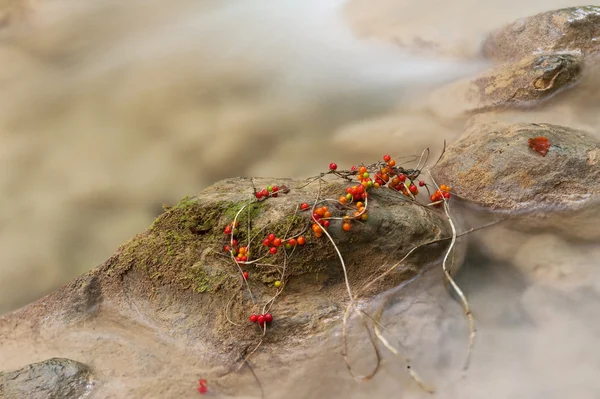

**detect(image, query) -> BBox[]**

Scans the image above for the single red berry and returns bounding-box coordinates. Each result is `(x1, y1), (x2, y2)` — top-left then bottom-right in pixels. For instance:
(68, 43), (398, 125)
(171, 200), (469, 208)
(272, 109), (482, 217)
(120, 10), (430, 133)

(443, 192), (451, 199)
(273, 238), (282, 247)
(383, 154), (391, 162)
(261, 189), (269, 197)
(263, 239), (270, 247)
(270, 247), (277, 255)
(418, 181), (425, 187)
(398, 174), (406, 182)
(241, 256), (248, 262)
(288, 238), (297, 246)
(255, 191), (263, 199)
(312, 213), (321, 220)
(409, 184), (418, 194)
(272, 186), (279, 192)
(351, 165), (357, 172)
(264, 313), (273, 323)
(250, 314), (257, 323)
(301, 202), (310, 211)
(268, 233), (275, 242)
(224, 245), (230, 252)
(199, 379), (207, 387)
(329, 162), (338, 171)
(243, 272), (249, 280)
(198, 385), (208, 394)
(323, 220), (330, 227)
(232, 240), (238, 247)
(257, 315), (265, 326)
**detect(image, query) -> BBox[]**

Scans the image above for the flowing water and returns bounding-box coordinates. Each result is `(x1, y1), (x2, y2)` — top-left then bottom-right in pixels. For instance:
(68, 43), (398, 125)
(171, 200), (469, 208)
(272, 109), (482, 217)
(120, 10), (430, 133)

(1, 0), (599, 397)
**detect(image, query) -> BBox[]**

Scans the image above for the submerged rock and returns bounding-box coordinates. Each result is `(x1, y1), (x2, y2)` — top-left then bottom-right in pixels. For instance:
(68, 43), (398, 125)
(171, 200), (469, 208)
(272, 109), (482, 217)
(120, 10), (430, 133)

(431, 122), (600, 239)
(430, 53), (582, 118)
(0, 358), (91, 399)
(483, 6), (600, 62)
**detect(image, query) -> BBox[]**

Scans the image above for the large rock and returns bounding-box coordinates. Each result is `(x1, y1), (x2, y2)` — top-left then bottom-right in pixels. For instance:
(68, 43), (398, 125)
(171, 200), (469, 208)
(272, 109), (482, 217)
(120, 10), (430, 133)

(0, 358), (91, 399)
(429, 53), (582, 118)
(483, 6), (600, 62)
(0, 177), (450, 397)
(431, 122), (600, 240)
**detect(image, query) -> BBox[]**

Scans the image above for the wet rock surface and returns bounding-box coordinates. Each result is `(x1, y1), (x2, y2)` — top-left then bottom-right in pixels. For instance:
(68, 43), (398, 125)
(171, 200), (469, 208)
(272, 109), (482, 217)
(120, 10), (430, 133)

(0, 358), (91, 399)
(431, 121), (600, 239)
(483, 6), (600, 62)
(430, 53), (582, 117)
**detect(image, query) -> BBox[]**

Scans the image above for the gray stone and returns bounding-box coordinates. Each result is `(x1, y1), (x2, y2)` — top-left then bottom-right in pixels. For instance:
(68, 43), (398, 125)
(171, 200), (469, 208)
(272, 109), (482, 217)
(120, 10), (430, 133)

(483, 6), (600, 62)
(0, 358), (91, 399)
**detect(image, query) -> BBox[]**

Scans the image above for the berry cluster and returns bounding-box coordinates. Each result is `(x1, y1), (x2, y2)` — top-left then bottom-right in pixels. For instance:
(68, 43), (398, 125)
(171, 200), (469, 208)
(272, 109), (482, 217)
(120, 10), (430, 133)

(249, 312), (273, 327)
(223, 221), (239, 236)
(429, 184), (451, 207)
(255, 184), (280, 199)
(311, 206), (332, 238)
(263, 233), (281, 254)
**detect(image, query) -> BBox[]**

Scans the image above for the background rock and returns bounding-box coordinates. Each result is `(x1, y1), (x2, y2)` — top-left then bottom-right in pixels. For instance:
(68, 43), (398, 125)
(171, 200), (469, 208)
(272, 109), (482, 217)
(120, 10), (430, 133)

(429, 52), (582, 118)
(0, 358), (91, 399)
(431, 121), (600, 240)
(483, 6), (600, 62)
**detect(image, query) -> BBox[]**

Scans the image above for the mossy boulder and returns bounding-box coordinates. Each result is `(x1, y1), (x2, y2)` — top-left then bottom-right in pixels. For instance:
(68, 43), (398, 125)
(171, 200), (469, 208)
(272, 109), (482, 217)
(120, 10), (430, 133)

(0, 176), (450, 382)
(483, 6), (600, 62)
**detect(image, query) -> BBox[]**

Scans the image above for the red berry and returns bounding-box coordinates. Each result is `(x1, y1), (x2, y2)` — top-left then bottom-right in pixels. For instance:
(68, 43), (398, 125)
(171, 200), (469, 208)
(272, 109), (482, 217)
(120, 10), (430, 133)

(419, 181), (425, 187)
(268, 233), (275, 242)
(312, 213), (321, 220)
(243, 272), (249, 280)
(255, 191), (263, 199)
(301, 203), (310, 211)
(345, 187), (352, 194)
(270, 247), (277, 255)
(351, 165), (357, 172)
(329, 163), (338, 170)
(273, 238), (282, 247)
(297, 236), (306, 246)
(383, 154), (391, 162)
(323, 220), (330, 227)
(224, 245), (230, 252)
(250, 314), (257, 323)
(263, 239), (270, 247)
(398, 174), (406, 182)
(261, 189), (269, 197)
(264, 313), (273, 323)
(272, 186), (279, 192)
(199, 379), (207, 387)
(241, 256), (248, 262)
(443, 192), (451, 199)
(409, 184), (418, 194)
(198, 385), (208, 394)
(288, 238), (297, 246)
(257, 315), (265, 326)
(356, 184), (365, 194)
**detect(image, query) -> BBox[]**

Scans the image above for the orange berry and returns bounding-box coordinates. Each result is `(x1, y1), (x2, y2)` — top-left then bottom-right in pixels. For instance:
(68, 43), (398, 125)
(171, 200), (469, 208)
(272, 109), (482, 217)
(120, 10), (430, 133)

(339, 196), (348, 204)
(343, 223), (351, 231)
(322, 206), (328, 212)
(356, 202), (364, 208)
(361, 181), (369, 188)
(358, 166), (367, 175)
(391, 177), (400, 186)
(315, 208), (325, 217)
(312, 224), (323, 234)
(297, 236), (306, 245)
(315, 231), (323, 238)
(388, 160), (396, 167)
(382, 174), (389, 182)
(324, 211), (332, 218)
(361, 213), (368, 221)
(353, 211), (361, 219)
(374, 183), (380, 189)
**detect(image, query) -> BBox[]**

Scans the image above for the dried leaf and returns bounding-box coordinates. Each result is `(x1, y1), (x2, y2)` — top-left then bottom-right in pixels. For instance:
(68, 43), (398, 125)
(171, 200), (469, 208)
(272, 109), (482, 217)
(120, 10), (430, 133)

(528, 136), (550, 156)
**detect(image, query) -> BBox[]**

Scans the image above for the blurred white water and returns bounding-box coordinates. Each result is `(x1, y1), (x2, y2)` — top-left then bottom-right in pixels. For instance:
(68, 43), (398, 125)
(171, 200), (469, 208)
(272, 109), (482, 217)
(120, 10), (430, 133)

(0, 0), (480, 313)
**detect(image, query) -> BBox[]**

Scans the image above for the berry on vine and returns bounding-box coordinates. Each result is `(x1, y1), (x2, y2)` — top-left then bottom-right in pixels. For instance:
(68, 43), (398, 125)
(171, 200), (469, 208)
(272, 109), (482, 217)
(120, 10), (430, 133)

(329, 163), (338, 171)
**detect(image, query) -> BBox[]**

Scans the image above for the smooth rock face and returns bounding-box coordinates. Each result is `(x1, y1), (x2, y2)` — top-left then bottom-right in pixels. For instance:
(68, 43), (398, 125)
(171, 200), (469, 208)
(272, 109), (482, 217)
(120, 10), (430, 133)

(431, 122), (600, 239)
(0, 358), (91, 399)
(429, 53), (582, 118)
(483, 6), (600, 62)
